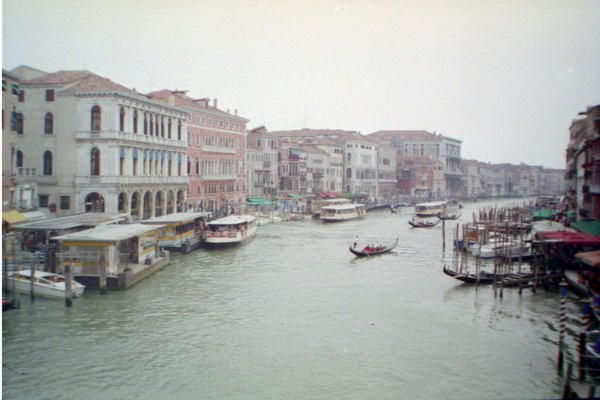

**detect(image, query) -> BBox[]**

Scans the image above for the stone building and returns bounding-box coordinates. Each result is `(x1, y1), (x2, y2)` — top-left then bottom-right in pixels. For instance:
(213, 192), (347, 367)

(11, 68), (188, 219)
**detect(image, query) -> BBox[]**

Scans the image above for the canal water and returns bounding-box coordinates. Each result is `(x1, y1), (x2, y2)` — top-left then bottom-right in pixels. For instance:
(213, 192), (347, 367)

(2, 199), (582, 399)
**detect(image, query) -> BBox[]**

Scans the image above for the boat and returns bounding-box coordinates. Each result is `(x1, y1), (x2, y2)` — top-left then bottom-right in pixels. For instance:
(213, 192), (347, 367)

(585, 330), (600, 378)
(349, 238), (398, 257)
(437, 212), (461, 220)
(6, 269), (85, 299)
(3, 297), (16, 311)
(442, 265), (534, 285)
(312, 198), (352, 219)
(414, 201), (447, 217)
(204, 215), (257, 247)
(408, 217), (440, 228)
(141, 211), (210, 253)
(468, 240), (532, 260)
(320, 203), (366, 222)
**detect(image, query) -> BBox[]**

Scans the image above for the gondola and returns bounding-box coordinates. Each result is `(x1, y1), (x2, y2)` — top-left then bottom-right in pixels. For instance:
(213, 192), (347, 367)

(437, 213), (461, 221)
(349, 238), (398, 257)
(408, 218), (440, 228)
(442, 265), (534, 285)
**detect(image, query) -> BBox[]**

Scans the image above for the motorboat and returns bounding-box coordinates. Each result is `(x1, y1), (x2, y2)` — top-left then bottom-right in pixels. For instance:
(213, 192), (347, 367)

(204, 215), (257, 247)
(6, 269), (85, 299)
(414, 201), (447, 217)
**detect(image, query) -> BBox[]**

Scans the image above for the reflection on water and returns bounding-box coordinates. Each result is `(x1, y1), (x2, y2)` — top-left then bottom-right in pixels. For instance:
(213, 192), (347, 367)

(3, 199), (577, 399)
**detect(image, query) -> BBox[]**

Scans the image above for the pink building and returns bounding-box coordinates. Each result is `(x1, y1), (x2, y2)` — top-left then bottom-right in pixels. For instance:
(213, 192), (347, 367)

(148, 91), (248, 215)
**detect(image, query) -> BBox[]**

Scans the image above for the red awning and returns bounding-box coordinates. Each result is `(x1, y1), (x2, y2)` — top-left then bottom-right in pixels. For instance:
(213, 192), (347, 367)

(537, 231), (600, 246)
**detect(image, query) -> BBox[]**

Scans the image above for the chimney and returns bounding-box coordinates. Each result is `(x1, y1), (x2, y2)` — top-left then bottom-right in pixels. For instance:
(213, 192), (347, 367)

(234, 109), (238, 116)
(168, 95), (175, 106)
(213, 98), (218, 108)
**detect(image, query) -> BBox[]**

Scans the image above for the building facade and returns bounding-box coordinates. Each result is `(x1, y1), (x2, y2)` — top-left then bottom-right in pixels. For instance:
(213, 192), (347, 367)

(14, 69), (189, 219)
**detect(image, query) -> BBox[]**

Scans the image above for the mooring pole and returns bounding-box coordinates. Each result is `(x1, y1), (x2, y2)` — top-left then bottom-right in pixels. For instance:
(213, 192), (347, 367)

(579, 298), (591, 380)
(30, 252), (37, 300)
(64, 264), (73, 308)
(558, 280), (567, 374)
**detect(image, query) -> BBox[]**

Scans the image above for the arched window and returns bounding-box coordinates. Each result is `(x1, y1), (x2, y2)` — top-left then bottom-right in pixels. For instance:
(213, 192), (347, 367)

(44, 112), (53, 134)
(133, 110), (138, 133)
(143, 112), (148, 135)
(43, 151), (53, 175)
(16, 150), (23, 168)
(168, 118), (172, 138)
(119, 106), (125, 132)
(91, 105), (101, 131)
(90, 147), (100, 176)
(177, 120), (182, 140)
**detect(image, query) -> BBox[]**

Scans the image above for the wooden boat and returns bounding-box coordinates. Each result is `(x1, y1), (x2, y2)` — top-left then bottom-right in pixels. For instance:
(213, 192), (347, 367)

(349, 238), (398, 257)
(442, 265), (535, 285)
(408, 217), (440, 228)
(437, 212), (461, 220)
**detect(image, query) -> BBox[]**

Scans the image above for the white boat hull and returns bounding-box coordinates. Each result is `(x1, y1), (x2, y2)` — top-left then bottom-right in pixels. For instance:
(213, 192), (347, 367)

(6, 272), (85, 299)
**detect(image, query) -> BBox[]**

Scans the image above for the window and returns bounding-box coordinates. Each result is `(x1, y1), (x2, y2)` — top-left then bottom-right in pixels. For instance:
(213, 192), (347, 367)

(18, 90), (24, 102)
(38, 195), (49, 208)
(16, 113), (23, 134)
(90, 147), (100, 176)
(43, 151), (53, 175)
(11, 83), (19, 95)
(133, 110), (138, 133)
(119, 106), (125, 132)
(60, 196), (70, 210)
(45, 89), (55, 102)
(91, 105), (101, 131)
(44, 113), (53, 134)
(16, 150), (23, 168)
(177, 120), (182, 140)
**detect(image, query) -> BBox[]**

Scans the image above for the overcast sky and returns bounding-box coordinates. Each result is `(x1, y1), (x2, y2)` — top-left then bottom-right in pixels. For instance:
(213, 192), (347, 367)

(3, 0), (599, 169)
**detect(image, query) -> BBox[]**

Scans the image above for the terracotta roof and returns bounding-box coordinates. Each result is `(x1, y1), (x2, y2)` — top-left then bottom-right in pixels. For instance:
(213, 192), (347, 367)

(267, 129), (359, 138)
(62, 74), (135, 94)
(148, 90), (248, 121)
(368, 130), (441, 142)
(23, 70), (93, 85)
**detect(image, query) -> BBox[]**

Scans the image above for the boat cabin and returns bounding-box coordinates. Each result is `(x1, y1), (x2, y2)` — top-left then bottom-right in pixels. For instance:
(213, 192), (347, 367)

(140, 211), (210, 253)
(415, 201), (447, 217)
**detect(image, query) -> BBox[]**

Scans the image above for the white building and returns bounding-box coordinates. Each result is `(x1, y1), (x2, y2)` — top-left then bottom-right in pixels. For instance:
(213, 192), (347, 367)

(15, 68), (189, 219)
(344, 137), (378, 201)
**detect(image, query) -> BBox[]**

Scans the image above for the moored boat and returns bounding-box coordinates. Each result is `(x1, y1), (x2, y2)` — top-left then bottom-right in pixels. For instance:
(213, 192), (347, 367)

(204, 215), (257, 247)
(349, 238), (398, 257)
(141, 211), (210, 253)
(6, 269), (85, 299)
(320, 203), (366, 222)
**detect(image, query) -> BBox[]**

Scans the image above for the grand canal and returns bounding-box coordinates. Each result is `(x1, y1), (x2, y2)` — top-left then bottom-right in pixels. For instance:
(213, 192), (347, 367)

(2, 199), (582, 399)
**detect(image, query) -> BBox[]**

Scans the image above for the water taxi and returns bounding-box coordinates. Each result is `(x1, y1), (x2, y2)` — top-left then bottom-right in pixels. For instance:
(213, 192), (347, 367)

(204, 215), (257, 247)
(414, 201), (447, 217)
(6, 269), (85, 299)
(320, 203), (366, 222)
(141, 212), (210, 253)
(312, 198), (351, 219)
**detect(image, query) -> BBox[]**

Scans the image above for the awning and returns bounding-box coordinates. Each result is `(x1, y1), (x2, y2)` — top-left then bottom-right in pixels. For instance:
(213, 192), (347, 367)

(572, 220), (600, 237)
(288, 193), (301, 200)
(2, 210), (27, 224)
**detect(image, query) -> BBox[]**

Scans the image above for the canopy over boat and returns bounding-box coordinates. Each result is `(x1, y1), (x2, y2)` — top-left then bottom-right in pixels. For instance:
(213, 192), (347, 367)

(535, 231), (600, 246)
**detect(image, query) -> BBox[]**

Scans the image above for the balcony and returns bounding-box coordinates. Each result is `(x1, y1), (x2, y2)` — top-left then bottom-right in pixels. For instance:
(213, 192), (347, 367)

(75, 130), (187, 149)
(202, 174), (237, 181)
(13, 168), (59, 185)
(75, 175), (189, 186)
(201, 145), (237, 154)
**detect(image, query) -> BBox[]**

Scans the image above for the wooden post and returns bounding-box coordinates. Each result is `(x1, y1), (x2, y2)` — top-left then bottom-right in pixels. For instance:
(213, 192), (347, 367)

(99, 251), (107, 294)
(64, 264), (73, 307)
(2, 234), (8, 295)
(442, 219), (446, 252)
(558, 280), (567, 374)
(30, 252), (37, 300)
(579, 298), (591, 380)
(11, 234), (20, 308)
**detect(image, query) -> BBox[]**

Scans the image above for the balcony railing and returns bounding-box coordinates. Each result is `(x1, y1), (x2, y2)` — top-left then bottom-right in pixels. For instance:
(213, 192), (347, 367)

(75, 175), (189, 186)
(75, 130), (187, 148)
(202, 174), (237, 181)
(200, 145), (237, 154)
(13, 168), (59, 185)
